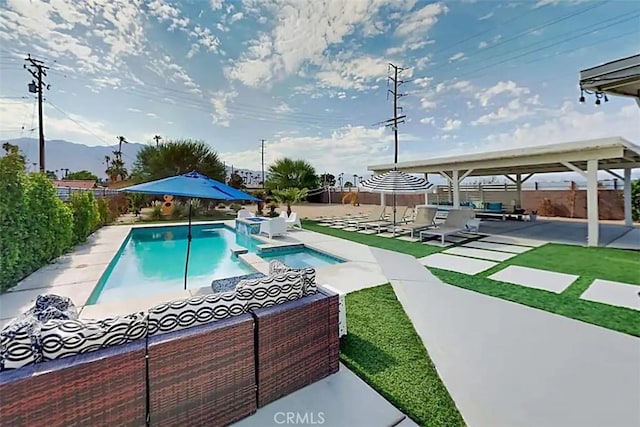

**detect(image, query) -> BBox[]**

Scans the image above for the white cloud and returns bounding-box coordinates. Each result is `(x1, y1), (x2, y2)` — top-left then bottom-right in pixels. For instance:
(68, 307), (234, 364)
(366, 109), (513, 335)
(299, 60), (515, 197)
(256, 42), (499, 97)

(127, 108), (142, 113)
(534, 0), (588, 8)
(210, 90), (238, 127)
(449, 52), (465, 62)
(274, 102), (294, 114)
(478, 12), (494, 20)
(229, 12), (244, 23)
(395, 2), (449, 42)
(480, 103), (640, 150)
(227, 1), (427, 88)
(146, 112), (159, 119)
(476, 80), (530, 107)
(210, 0), (225, 10)
(385, 39), (434, 55)
(149, 55), (202, 95)
(147, 0), (190, 31)
(420, 116), (435, 125)
(472, 99), (532, 125)
(315, 55), (393, 91)
(478, 41), (489, 49)
(442, 118), (462, 132)
(220, 125), (418, 175)
(0, 97), (116, 147)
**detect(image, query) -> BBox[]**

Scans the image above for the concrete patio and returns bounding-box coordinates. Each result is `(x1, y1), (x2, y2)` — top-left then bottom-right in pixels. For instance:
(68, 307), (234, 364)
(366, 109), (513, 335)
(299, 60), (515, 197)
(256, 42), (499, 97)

(374, 248), (640, 427)
(477, 218), (639, 249)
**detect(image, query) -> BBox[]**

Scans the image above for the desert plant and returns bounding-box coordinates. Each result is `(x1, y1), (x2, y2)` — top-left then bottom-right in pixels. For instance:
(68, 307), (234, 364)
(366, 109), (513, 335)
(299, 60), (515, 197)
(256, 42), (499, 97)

(266, 201), (279, 217)
(172, 201), (187, 218)
(272, 188), (309, 216)
(150, 200), (163, 220)
(266, 158), (318, 190)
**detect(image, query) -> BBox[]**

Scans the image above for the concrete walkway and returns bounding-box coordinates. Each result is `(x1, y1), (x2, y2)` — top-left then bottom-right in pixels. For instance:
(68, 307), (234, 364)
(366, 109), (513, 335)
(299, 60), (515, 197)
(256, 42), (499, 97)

(233, 363), (417, 427)
(371, 247), (640, 427)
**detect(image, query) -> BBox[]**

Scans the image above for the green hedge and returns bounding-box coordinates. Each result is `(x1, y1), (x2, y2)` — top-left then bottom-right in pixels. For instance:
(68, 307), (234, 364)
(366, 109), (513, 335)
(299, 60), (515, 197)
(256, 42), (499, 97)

(0, 147), (109, 292)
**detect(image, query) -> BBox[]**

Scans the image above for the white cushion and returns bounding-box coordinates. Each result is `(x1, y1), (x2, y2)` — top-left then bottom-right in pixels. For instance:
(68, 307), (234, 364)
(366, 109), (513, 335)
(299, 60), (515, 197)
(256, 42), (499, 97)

(0, 322), (40, 370)
(268, 260), (318, 296)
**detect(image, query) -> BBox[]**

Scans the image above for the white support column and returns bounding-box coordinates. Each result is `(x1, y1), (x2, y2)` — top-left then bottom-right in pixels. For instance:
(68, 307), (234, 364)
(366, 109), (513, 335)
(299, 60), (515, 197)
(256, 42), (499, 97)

(624, 168), (632, 226)
(586, 159), (599, 247)
(425, 173), (430, 205)
(515, 173), (522, 208)
(452, 170), (460, 209)
(381, 192), (386, 209)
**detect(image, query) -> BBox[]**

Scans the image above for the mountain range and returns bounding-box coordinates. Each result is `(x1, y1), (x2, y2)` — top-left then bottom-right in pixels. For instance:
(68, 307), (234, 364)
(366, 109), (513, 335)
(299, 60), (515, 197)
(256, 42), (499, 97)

(2, 138), (262, 182)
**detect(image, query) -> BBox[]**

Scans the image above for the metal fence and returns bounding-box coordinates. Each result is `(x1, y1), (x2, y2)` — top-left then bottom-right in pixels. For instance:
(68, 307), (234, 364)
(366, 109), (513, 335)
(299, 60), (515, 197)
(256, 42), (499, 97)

(55, 187), (121, 202)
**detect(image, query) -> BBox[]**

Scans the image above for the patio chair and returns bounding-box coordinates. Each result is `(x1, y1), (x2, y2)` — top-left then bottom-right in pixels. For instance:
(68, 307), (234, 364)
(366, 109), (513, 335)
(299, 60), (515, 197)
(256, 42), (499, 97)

(259, 217), (287, 239)
(237, 208), (255, 219)
(396, 206), (438, 238)
(284, 212), (302, 229)
(420, 208), (476, 245)
(344, 206), (386, 227)
(359, 206), (409, 232)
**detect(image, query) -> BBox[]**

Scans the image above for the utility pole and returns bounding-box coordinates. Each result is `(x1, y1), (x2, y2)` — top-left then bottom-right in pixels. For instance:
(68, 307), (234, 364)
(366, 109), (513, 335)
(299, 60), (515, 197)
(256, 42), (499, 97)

(260, 139), (266, 188)
(24, 54), (49, 173)
(381, 62), (409, 234)
(383, 63), (408, 164)
(153, 135), (162, 147)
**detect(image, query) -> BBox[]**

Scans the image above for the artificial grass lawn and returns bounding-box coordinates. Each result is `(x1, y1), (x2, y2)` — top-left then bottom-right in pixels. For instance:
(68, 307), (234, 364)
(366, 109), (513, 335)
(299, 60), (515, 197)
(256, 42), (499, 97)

(306, 220), (640, 336)
(340, 284), (464, 427)
(431, 268), (640, 337)
(302, 220), (441, 258)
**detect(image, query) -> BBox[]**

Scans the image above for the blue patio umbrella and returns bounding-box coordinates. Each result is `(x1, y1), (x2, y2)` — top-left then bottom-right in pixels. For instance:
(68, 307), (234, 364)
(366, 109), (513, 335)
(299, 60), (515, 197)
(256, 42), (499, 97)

(119, 171), (259, 289)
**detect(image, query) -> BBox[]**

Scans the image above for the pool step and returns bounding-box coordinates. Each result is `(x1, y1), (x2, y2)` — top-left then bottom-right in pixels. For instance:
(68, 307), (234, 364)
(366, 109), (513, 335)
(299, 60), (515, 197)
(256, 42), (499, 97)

(230, 247), (249, 256)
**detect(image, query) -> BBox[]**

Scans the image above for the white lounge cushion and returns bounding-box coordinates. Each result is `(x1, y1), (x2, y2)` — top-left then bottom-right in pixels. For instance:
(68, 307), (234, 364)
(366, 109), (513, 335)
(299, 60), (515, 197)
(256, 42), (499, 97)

(268, 260), (318, 296)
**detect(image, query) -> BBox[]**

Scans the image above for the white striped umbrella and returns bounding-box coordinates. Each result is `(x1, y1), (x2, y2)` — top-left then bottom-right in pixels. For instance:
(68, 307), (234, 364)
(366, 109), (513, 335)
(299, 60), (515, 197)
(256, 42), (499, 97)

(359, 170), (434, 235)
(359, 170), (433, 193)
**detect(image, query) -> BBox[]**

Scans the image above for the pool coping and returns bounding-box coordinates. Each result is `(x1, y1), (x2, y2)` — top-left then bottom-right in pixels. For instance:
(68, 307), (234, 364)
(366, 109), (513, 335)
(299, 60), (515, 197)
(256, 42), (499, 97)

(1, 220), (386, 326)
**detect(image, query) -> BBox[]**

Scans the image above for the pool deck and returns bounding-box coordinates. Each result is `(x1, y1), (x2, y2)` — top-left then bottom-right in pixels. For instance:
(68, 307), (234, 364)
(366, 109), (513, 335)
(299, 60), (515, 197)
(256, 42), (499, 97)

(0, 220), (388, 325)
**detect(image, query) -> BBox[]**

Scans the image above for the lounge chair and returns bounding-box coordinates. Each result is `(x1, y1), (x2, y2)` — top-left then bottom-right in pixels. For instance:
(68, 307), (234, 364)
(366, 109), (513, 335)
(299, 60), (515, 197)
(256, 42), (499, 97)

(420, 208), (476, 245)
(237, 208), (254, 219)
(359, 206), (409, 232)
(284, 212), (302, 229)
(396, 206), (438, 237)
(259, 217), (287, 239)
(344, 206), (386, 227)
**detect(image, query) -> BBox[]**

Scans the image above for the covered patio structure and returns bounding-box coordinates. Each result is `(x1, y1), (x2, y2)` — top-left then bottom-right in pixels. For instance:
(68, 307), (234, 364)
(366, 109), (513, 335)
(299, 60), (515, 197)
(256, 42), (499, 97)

(368, 137), (640, 247)
(579, 54), (640, 107)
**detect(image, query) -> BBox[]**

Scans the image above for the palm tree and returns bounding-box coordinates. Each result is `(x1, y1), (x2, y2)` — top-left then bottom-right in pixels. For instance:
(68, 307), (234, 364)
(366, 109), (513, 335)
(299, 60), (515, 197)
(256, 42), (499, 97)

(272, 188), (309, 216)
(266, 158), (318, 190)
(131, 139), (225, 182)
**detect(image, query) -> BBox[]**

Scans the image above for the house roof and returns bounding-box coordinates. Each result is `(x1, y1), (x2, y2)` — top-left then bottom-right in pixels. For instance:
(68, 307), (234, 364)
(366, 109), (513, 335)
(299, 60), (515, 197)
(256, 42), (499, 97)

(368, 137), (640, 177)
(52, 180), (97, 189)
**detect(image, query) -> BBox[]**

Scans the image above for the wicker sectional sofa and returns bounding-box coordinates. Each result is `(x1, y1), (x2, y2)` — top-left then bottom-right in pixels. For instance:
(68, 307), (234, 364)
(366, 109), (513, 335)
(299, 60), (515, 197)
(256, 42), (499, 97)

(0, 261), (341, 427)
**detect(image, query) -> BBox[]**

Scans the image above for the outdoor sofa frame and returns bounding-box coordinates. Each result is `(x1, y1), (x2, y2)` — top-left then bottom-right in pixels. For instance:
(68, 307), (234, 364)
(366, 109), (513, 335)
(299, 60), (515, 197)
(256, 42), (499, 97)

(0, 288), (340, 427)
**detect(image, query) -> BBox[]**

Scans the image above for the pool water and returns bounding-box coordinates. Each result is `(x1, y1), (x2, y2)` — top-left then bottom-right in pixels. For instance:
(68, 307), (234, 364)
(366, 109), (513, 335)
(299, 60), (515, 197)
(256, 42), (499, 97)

(89, 224), (343, 305)
(261, 248), (341, 269)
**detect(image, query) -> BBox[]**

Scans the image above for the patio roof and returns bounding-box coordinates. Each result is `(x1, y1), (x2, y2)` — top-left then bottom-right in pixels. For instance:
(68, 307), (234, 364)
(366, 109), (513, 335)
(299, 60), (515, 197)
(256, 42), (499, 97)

(579, 54), (640, 105)
(368, 136), (640, 176)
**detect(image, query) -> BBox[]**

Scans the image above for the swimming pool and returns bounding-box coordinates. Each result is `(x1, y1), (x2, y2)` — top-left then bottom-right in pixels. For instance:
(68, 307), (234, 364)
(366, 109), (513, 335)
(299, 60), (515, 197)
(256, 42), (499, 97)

(88, 224), (343, 305)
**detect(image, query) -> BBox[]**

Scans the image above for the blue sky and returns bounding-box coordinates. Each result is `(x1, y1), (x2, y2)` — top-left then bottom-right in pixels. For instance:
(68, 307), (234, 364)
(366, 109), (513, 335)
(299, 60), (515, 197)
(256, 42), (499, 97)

(0, 0), (638, 178)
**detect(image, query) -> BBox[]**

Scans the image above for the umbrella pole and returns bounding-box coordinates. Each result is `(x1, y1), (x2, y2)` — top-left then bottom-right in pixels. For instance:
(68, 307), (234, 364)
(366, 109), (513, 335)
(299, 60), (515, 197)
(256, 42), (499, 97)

(184, 199), (193, 290)
(392, 192), (397, 236)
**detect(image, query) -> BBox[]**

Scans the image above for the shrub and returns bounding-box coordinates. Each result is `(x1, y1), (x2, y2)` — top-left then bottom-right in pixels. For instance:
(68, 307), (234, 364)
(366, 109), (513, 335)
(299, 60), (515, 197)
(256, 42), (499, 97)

(68, 191), (101, 244)
(97, 197), (113, 226)
(0, 148), (75, 292)
(229, 203), (241, 212)
(172, 201), (187, 218)
(150, 200), (163, 220)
